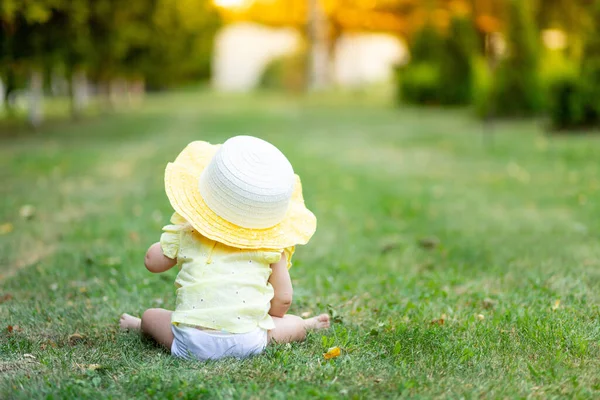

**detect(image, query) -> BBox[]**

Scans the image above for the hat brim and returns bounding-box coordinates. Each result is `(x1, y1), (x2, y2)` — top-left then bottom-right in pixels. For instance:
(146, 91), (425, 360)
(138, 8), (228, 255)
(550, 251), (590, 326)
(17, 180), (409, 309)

(164, 141), (317, 249)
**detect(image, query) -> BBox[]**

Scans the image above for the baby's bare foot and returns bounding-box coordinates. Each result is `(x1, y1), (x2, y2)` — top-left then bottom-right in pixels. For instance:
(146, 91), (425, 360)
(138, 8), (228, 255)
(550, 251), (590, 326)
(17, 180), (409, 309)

(304, 314), (330, 331)
(120, 313), (141, 331)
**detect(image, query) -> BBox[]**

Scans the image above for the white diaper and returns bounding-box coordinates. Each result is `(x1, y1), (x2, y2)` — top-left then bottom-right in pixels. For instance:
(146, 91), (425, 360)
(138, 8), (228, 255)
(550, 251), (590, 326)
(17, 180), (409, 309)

(171, 324), (268, 360)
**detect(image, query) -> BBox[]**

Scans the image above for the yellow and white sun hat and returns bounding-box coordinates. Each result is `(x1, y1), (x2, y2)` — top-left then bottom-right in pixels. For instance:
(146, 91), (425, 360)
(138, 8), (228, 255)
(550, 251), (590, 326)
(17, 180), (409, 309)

(164, 135), (317, 249)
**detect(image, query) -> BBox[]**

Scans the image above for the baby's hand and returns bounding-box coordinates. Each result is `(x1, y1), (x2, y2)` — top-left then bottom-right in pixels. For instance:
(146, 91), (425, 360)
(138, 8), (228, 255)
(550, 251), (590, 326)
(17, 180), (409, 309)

(145, 242), (177, 273)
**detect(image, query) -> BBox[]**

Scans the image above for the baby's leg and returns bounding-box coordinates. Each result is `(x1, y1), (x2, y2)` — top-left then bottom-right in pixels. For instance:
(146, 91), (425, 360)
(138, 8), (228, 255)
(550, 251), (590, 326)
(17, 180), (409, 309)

(268, 314), (330, 344)
(120, 308), (174, 350)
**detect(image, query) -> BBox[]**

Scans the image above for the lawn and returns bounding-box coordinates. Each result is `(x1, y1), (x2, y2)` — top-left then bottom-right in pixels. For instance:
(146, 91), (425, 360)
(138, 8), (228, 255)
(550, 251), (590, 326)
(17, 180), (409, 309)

(1, 90), (600, 399)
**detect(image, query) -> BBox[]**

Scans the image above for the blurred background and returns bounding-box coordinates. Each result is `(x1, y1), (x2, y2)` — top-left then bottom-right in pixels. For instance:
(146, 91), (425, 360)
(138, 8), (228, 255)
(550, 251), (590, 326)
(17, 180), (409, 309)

(0, 0), (599, 131)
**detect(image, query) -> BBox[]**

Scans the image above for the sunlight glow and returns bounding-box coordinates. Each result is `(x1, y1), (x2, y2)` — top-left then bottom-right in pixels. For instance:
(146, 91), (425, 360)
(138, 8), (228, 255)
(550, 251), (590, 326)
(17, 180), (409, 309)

(213, 0), (247, 8)
(542, 29), (567, 50)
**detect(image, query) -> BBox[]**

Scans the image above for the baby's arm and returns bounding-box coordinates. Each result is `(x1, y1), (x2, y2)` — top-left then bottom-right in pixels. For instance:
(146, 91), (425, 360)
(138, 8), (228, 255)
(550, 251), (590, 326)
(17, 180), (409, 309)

(144, 242), (177, 273)
(268, 252), (293, 318)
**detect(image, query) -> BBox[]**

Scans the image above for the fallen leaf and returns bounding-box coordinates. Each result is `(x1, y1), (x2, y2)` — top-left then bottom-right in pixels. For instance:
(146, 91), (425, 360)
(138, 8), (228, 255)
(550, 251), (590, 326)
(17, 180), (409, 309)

(68, 333), (85, 345)
(19, 205), (36, 220)
(374, 378), (383, 383)
(323, 346), (341, 360)
(476, 314), (485, 321)
(40, 340), (57, 350)
(7, 325), (13, 333)
(418, 237), (440, 249)
(552, 300), (560, 311)
(482, 298), (497, 309)
(78, 287), (87, 293)
(430, 313), (447, 325)
(0, 223), (13, 235)
(23, 354), (36, 360)
(86, 364), (102, 371)
(0, 294), (13, 304)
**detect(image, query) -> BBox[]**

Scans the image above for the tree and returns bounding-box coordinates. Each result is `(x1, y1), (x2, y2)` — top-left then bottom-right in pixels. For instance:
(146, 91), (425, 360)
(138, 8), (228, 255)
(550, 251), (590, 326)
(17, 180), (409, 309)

(536, 0), (593, 60)
(0, 0), (60, 126)
(397, 23), (443, 105)
(0, 0), (221, 126)
(144, 0), (220, 89)
(438, 15), (479, 105)
(308, 0), (330, 90)
(490, 0), (543, 117)
(547, 0), (600, 129)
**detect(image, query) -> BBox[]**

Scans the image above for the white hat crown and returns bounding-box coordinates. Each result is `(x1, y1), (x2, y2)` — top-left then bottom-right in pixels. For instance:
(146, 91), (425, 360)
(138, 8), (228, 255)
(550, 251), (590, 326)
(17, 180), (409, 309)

(198, 136), (295, 229)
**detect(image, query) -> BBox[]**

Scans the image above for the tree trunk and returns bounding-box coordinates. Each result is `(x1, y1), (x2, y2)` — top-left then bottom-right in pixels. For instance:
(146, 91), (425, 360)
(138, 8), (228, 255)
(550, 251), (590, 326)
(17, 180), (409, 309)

(28, 69), (44, 128)
(97, 80), (112, 112)
(3, 70), (16, 116)
(127, 78), (145, 108)
(69, 70), (89, 119)
(308, 0), (330, 90)
(0, 78), (4, 111)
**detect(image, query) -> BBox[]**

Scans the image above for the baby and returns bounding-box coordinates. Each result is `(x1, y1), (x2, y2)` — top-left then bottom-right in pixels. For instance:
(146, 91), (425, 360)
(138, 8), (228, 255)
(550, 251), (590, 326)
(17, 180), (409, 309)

(120, 136), (330, 360)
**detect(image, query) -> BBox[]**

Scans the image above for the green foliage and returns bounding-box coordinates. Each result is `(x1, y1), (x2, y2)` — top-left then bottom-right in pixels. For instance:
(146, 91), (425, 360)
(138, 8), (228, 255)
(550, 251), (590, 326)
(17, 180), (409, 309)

(547, 75), (595, 129)
(398, 63), (440, 104)
(410, 24), (444, 63)
(398, 24), (443, 105)
(0, 0), (221, 92)
(399, 17), (477, 106)
(259, 49), (308, 93)
(547, 1), (600, 130)
(438, 17), (478, 105)
(136, 0), (220, 88)
(472, 57), (494, 118)
(487, 0), (543, 117)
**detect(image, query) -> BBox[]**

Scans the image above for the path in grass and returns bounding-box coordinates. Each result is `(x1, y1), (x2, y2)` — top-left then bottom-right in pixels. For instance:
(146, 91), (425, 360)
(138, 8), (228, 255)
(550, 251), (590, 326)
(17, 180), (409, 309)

(1, 91), (600, 398)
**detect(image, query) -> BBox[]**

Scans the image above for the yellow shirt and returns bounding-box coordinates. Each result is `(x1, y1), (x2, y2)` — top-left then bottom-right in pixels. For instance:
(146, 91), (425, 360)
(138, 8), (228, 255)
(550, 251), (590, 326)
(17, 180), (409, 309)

(160, 213), (294, 334)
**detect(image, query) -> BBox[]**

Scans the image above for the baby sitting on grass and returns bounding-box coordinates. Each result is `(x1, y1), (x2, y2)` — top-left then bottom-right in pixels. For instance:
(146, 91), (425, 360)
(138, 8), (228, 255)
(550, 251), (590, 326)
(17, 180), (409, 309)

(120, 136), (329, 360)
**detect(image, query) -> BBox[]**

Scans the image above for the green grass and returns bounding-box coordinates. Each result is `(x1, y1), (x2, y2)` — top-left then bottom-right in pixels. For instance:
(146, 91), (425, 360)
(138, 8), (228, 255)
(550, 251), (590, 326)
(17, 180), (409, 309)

(1, 90), (600, 399)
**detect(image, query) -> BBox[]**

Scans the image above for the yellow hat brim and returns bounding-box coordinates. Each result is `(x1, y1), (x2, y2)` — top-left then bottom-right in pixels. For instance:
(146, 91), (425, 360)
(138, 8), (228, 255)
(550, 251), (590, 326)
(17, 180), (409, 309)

(164, 141), (317, 249)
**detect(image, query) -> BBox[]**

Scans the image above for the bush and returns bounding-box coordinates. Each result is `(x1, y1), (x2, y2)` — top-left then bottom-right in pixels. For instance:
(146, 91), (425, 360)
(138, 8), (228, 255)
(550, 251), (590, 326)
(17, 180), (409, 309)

(547, 1), (600, 130)
(259, 51), (307, 93)
(399, 18), (477, 106)
(410, 24), (444, 63)
(548, 76), (588, 128)
(398, 24), (444, 105)
(472, 57), (494, 118)
(548, 67), (600, 130)
(398, 63), (441, 104)
(438, 17), (478, 105)
(486, 0), (543, 117)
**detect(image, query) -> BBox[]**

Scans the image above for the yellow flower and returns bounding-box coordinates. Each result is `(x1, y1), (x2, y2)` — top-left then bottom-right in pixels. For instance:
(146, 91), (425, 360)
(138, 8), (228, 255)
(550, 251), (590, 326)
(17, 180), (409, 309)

(323, 346), (341, 360)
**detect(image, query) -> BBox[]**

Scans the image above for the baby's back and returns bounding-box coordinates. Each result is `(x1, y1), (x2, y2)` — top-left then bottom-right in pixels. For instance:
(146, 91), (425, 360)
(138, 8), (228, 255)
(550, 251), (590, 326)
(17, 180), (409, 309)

(167, 223), (281, 333)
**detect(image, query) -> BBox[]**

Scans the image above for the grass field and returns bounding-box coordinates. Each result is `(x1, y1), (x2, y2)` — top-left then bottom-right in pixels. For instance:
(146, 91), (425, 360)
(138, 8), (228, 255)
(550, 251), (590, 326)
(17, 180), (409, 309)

(1, 90), (600, 399)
